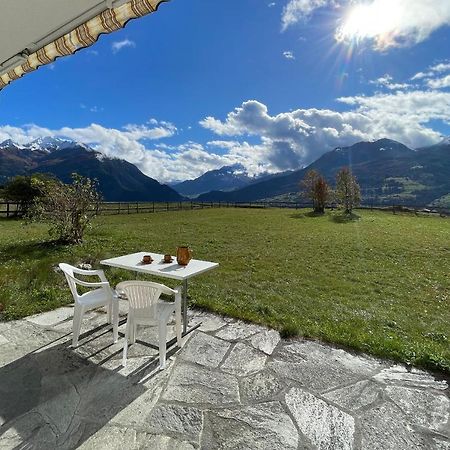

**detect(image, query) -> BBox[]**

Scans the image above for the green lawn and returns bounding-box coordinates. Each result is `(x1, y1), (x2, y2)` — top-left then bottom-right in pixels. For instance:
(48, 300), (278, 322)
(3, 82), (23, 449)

(0, 208), (449, 373)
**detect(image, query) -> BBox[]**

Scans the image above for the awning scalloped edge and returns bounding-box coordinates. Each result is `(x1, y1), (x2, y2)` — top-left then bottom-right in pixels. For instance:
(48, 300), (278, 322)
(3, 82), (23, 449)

(0, 0), (167, 91)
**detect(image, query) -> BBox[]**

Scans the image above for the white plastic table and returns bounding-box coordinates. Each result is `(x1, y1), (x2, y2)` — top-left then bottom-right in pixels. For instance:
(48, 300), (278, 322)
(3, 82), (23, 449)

(100, 252), (219, 335)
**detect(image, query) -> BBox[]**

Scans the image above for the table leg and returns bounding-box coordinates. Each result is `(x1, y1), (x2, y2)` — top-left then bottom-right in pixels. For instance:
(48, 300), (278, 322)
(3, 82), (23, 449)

(182, 279), (188, 334)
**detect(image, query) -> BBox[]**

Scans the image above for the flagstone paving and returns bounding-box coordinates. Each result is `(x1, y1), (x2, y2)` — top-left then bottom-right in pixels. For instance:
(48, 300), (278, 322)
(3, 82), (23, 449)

(0, 305), (449, 449)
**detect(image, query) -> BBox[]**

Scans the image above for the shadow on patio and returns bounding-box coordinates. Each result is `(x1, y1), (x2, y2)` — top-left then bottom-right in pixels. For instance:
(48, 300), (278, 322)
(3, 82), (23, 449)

(0, 321), (175, 449)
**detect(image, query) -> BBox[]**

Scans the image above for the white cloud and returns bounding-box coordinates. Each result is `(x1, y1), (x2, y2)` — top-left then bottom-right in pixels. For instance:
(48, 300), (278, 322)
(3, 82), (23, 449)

(111, 38), (136, 53)
(283, 50), (296, 60)
(282, 0), (450, 51)
(200, 90), (449, 172)
(268, 2), (276, 7)
(427, 74), (450, 89)
(281, 0), (336, 31)
(369, 74), (411, 90)
(410, 60), (450, 89)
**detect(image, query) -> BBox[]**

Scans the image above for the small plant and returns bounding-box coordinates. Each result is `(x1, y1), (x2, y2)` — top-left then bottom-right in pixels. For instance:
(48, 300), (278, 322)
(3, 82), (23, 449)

(28, 173), (101, 244)
(335, 167), (361, 214)
(300, 169), (330, 214)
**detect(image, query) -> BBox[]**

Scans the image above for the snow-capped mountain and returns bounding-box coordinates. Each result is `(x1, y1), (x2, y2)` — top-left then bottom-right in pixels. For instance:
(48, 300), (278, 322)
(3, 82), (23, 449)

(26, 137), (83, 152)
(0, 139), (26, 150)
(0, 137), (183, 202)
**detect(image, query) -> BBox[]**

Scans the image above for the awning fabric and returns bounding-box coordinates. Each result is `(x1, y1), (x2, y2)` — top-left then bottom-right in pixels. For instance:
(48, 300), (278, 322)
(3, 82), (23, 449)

(0, 0), (166, 91)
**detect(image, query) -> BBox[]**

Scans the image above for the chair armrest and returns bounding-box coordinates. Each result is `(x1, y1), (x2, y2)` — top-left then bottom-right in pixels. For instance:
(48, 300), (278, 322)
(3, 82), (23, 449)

(160, 284), (179, 296)
(71, 267), (107, 281)
(65, 272), (111, 289)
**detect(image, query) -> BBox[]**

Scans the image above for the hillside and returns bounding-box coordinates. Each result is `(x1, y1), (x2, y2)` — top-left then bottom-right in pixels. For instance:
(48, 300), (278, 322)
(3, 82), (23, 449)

(173, 164), (255, 197)
(0, 138), (183, 202)
(197, 138), (450, 206)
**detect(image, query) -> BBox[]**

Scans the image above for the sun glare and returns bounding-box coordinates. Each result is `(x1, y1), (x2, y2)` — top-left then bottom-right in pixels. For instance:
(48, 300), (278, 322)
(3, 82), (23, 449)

(336, 1), (402, 46)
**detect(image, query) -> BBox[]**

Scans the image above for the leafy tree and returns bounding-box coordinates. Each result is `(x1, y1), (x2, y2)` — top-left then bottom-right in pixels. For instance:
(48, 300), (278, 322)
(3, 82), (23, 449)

(1, 174), (50, 215)
(28, 174), (101, 244)
(335, 167), (361, 214)
(300, 169), (330, 214)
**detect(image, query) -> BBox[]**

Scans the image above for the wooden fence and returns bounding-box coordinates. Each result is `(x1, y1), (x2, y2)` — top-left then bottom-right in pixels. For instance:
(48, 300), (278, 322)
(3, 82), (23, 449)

(1, 200), (448, 218)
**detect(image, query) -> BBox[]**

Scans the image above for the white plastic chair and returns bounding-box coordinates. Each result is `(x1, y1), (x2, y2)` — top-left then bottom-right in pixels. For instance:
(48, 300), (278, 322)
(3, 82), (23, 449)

(115, 280), (182, 369)
(59, 263), (119, 347)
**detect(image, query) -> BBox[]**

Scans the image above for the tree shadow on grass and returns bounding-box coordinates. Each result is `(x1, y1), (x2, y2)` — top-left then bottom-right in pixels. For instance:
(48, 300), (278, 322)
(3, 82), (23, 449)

(0, 239), (67, 263)
(330, 212), (361, 223)
(290, 211), (326, 219)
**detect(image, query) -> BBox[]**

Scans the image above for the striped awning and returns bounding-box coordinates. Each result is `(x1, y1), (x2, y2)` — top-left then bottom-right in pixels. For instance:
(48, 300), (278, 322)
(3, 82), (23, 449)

(0, 0), (167, 91)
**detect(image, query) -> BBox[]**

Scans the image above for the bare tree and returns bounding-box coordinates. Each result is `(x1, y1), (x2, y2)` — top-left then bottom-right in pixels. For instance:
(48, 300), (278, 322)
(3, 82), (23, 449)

(335, 167), (361, 214)
(300, 169), (330, 214)
(28, 174), (101, 244)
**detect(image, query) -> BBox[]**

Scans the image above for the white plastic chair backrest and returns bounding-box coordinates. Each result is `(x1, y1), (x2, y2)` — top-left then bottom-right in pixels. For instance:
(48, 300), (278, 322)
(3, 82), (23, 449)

(116, 281), (166, 319)
(59, 263), (80, 302)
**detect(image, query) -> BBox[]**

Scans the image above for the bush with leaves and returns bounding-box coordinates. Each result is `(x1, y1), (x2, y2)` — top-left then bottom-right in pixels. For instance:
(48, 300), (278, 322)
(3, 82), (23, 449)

(300, 169), (330, 214)
(28, 174), (101, 244)
(335, 167), (361, 214)
(1, 174), (51, 215)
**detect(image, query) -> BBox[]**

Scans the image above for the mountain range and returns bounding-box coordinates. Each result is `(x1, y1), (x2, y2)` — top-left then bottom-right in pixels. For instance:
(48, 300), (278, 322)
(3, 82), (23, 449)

(172, 164), (290, 197)
(195, 138), (450, 207)
(0, 136), (449, 206)
(0, 138), (183, 202)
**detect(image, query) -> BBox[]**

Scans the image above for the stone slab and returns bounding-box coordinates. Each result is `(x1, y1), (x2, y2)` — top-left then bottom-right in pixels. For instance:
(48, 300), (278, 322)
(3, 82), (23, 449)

(221, 342), (267, 376)
(144, 404), (203, 444)
(26, 307), (74, 327)
(0, 334), (9, 346)
(323, 380), (382, 411)
(178, 332), (230, 368)
(385, 385), (449, 431)
(202, 401), (298, 449)
(360, 402), (430, 449)
(240, 371), (284, 402)
(286, 387), (355, 450)
(249, 329), (280, 355)
(269, 340), (382, 392)
(163, 362), (240, 406)
(187, 311), (230, 332)
(373, 365), (448, 390)
(215, 322), (263, 341)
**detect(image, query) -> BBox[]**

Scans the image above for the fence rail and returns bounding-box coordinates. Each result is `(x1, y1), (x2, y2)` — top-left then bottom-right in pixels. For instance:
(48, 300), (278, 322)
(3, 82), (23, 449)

(0, 200), (448, 218)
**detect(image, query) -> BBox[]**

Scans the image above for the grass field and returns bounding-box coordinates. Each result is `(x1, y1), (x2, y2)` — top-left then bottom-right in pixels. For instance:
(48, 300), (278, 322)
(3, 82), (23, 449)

(0, 208), (449, 373)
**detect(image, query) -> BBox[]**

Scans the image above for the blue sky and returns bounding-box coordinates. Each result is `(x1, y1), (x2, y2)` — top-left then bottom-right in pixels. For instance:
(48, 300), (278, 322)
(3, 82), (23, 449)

(1, 0), (450, 182)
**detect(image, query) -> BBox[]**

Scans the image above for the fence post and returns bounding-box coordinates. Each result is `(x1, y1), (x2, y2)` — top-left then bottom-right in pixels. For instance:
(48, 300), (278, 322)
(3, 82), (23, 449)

(118, 203), (121, 215)
(127, 203), (130, 214)
(6, 202), (9, 218)
(191, 201), (193, 210)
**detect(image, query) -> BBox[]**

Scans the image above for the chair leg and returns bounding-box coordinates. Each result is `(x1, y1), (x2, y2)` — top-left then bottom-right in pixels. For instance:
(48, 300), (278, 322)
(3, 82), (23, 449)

(131, 323), (137, 344)
(72, 305), (84, 347)
(112, 299), (119, 343)
(158, 320), (168, 370)
(106, 302), (112, 324)
(122, 318), (130, 367)
(175, 305), (182, 348)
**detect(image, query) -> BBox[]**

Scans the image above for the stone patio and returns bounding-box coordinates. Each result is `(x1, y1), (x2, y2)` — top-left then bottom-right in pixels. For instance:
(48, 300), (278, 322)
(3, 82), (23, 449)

(0, 304), (449, 449)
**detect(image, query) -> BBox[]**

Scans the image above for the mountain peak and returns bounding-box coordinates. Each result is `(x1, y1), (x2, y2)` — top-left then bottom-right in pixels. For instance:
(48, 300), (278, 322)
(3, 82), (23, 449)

(26, 136), (84, 151)
(0, 139), (26, 150)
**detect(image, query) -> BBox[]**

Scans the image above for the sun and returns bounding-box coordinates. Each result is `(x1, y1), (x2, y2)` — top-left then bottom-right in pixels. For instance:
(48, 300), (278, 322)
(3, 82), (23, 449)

(335, 1), (402, 46)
